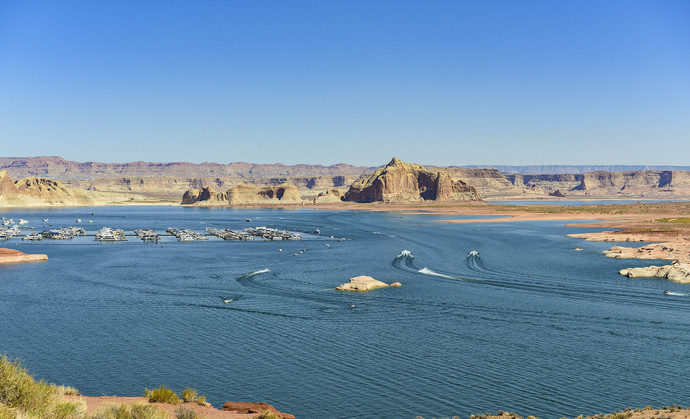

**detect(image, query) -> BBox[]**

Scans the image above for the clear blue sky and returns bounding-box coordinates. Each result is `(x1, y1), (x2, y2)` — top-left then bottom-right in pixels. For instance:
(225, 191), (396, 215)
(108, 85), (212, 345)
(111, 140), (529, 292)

(1, 0), (688, 166)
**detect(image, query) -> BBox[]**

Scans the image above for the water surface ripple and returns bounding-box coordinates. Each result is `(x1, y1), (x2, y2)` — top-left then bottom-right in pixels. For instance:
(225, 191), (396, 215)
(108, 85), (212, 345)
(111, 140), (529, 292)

(1, 207), (689, 419)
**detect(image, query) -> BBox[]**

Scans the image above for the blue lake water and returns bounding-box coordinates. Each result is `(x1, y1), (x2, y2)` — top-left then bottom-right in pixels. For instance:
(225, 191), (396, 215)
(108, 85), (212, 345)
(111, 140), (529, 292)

(1, 206), (689, 419)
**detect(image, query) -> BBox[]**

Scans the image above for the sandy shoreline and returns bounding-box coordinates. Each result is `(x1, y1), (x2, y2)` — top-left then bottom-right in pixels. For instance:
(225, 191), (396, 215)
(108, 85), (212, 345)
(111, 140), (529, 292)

(0, 248), (48, 264)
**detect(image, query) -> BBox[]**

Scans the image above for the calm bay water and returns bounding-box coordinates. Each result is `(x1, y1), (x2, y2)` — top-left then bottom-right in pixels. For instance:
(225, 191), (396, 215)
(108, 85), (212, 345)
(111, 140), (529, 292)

(1, 206), (689, 419)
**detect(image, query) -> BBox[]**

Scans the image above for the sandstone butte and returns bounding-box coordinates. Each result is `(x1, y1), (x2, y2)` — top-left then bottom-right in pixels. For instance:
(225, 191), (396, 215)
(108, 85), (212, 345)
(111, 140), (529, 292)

(0, 248), (48, 264)
(335, 275), (401, 291)
(344, 157), (481, 203)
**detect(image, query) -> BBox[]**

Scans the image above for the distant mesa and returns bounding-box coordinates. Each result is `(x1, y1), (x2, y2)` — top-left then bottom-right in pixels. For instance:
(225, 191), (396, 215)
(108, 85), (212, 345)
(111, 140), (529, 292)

(344, 157), (481, 202)
(549, 189), (566, 198)
(7, 157), (690, 203)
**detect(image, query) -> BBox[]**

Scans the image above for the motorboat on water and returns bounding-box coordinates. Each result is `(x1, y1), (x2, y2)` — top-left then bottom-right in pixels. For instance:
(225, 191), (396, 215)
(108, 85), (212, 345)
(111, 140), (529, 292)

(467, 250), (479, 257)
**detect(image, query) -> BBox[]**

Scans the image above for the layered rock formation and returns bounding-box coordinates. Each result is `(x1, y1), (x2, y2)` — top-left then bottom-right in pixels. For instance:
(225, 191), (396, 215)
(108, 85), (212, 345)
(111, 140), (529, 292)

(313, 189), (345, 203)
(0, 170), (19, 195)
(344, 158), (481, 202)
(182, 184), (302, 205)
(8, 157), (690, 201)
(506, 170), (690, 197)
(0, 171), (94, 207)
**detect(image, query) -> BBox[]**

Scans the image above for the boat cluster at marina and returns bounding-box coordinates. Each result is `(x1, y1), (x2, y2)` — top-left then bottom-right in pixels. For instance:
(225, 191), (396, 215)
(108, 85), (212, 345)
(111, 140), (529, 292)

(167, 228), (209, 242)
(134, 229), (160, 242)
(1, 216), (338, 244)
(206, 226), (302, 241)
(206, 227), (255, 241)
(0, 225), (22, 240)
(27, 227), (87, 241)
(95, 227), (127, 241)
(244, 227), (303, 240)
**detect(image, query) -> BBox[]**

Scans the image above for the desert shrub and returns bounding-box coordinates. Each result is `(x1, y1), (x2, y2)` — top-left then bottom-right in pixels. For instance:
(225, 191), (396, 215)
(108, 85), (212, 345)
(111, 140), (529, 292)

(90, 403), (167, 419)
(52, 399), (87, 419)
(257, 411), (281, 419)
(144, 386), (179, 405)
(174, 405), (198, 419)
(181, 388), (197, 403)
(0, 354), (55, 413)
(179, 388), (206, 406)
(0, 404), (16, 419)
(52, 385), (80, 396)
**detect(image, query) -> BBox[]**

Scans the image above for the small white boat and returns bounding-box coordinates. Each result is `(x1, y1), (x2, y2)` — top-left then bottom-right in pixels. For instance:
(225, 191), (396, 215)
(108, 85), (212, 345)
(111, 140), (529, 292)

(467, 250), (479, 257)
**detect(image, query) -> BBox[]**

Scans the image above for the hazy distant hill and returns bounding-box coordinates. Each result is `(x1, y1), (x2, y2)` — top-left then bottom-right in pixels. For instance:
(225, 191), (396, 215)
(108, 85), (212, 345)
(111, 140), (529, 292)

(457, 165), (690, 174)
(0, 156), (373, 179)
(4, 157), (689, 179)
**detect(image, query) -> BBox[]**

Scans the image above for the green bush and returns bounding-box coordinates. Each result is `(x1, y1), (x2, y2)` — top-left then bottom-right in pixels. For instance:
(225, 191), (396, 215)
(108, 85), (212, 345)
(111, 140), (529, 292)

(0, 404), (17, 419)
(90, 403), (167, 419)
(181, 388), (197, 403)
(52, 385), (81, 396)
(174, 405), (199, 419)
(179, 388), (206, 406)
(144, 386), (179, 405)
(0, 354), (55, 413)
(0, 354), (85, 419)
(257, 411), (281, 419)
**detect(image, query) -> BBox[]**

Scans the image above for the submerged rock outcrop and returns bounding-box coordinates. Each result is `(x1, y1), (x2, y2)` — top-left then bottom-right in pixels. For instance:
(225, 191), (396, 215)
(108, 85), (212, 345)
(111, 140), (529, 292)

(344, 158), (481, 202)
(336, 275), (400, 291)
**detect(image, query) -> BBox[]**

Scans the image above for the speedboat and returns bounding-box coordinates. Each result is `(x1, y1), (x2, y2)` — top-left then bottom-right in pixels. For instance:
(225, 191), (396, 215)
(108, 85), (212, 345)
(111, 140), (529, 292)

(467, 250), (479, 257)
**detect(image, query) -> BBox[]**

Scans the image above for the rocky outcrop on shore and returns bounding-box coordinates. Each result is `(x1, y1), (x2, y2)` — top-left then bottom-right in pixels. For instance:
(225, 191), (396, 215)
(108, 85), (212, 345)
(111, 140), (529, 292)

(569, 228), (690, 283)
(336, 275), (401, 291)
(182, 184), (302, 205)
(0, 248), (48, 264)
(620, 262), (690, 282)
(344, 158), (481, 203)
